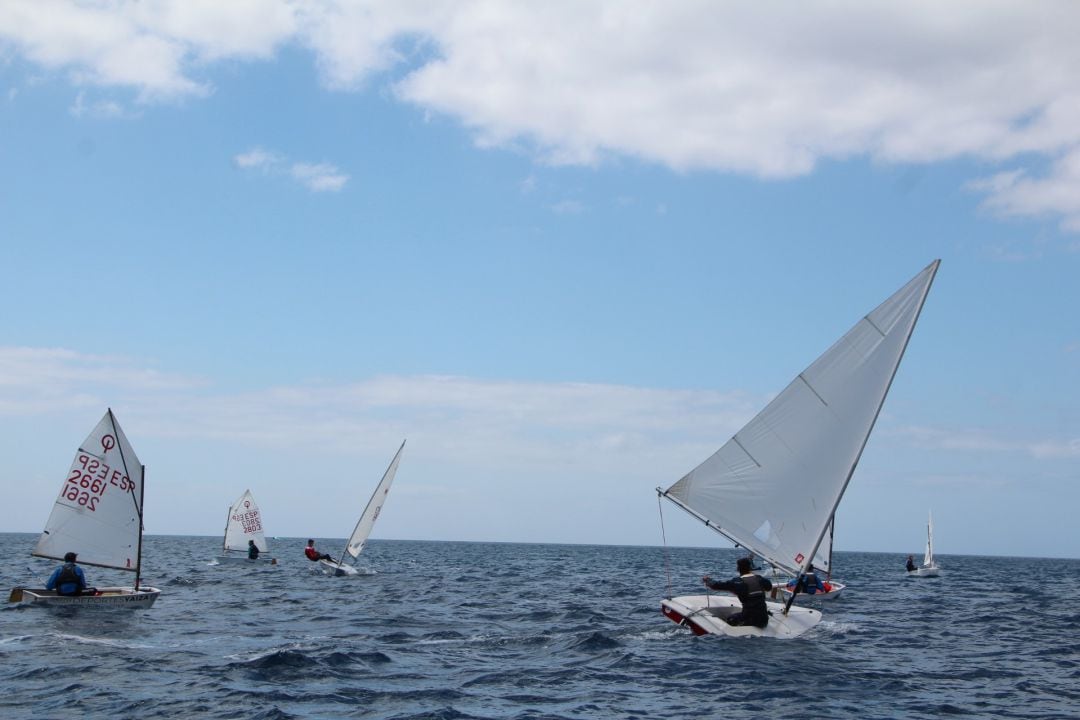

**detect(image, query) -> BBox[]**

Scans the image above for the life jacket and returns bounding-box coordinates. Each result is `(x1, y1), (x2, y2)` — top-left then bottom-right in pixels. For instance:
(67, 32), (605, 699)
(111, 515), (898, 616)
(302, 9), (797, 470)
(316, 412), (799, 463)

(741, 574), (769, 627)
(304, 546), (320, 561)
(56, 564), (81, 596)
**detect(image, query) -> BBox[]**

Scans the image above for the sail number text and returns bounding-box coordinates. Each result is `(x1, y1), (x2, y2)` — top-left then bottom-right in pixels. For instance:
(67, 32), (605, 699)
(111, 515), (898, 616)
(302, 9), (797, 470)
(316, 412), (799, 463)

(232, 510), (262, 535)
(61, 453), (134, 512)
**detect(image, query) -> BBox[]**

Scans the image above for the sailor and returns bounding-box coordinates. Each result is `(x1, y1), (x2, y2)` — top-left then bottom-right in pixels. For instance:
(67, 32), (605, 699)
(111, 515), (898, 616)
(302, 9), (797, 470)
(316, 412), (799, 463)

(248, 540), (260, 560)
(906, 555), (917, 572)
(304, 539), (333, 562)
(787, 563), (827, 595)
(702, 557), (773, 628)
(46, 552), (88, 597)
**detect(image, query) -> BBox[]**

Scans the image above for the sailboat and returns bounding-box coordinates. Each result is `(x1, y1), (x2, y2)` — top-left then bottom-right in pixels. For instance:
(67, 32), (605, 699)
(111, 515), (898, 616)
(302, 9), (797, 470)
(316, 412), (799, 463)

(908, 511), (941, 577)
(658, 260), (939, 638)
(774, 515), (846, 601)
(9, 409), (161, 608)
(214, 489), (277, 565)
(319, 440), (406, 577)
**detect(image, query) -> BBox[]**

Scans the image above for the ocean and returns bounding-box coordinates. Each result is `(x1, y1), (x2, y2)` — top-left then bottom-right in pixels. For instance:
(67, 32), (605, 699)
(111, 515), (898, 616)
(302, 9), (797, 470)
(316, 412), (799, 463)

(2, 533), (1078, 719)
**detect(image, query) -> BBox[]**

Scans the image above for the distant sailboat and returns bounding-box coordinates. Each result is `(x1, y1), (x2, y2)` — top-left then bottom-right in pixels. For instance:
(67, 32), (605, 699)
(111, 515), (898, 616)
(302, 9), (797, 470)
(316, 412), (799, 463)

(908, 511), (941, 577)
(319, 441), (406, 577)
(659, 260), (939, 638)
(215, 489), (277, 565)
(9, 409), (160, 608)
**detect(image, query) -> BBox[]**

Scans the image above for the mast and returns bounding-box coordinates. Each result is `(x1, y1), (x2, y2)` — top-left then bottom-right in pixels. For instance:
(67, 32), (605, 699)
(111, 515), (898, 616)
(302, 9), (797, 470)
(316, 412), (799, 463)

(135, 464), (145, 591)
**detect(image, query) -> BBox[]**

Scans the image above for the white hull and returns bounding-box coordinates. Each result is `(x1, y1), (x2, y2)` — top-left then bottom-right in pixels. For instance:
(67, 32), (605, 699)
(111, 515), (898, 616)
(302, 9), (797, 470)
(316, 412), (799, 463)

(214, 554), (278, 566)
(776, 581), (846, 601)
(908, 566), (940, 577)
(318, 559), (359, 577)
(661, 594), (821, 639)
(9, 586), (161, 609)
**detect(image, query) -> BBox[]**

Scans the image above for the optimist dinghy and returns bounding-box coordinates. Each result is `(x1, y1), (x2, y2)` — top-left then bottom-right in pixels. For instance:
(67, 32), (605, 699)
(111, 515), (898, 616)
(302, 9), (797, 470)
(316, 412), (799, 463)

(9, 409), (160, 608)
(214, 489), (278, 566)
(658, 260), (939, 638)
(319, 440), (405, 577)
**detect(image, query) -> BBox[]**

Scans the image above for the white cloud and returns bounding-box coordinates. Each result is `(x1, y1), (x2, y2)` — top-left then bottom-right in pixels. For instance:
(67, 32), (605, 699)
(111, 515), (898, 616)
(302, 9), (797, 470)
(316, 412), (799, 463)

(4, 2), (1080, 228)
(233, 146), (282, 172)
(892, 424), (1079, 461)
(0, 345), (757, 474)
(234, 147), (348, 192)
(69, 90), (126, 118)
(290, 161), (349, 192)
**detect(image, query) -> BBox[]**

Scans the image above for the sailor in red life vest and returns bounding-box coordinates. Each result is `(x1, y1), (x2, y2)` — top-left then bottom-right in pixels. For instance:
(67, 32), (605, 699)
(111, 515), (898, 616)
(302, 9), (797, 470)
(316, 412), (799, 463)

(304, 539), (333, 562)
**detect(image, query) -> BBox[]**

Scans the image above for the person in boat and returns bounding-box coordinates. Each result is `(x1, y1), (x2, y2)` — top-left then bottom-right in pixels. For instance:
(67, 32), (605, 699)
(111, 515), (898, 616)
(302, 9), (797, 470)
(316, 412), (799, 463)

(304, 539), (333, 562)
(702, 557), (773, 628)
(786, 563), (827, 595)
(906, 555), (917, 572)
(45, 551), (88, 597)
(248, 540), (260, 560)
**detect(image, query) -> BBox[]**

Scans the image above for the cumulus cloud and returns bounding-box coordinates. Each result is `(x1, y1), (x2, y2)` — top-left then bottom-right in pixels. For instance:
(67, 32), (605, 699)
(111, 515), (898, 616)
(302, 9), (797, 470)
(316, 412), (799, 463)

(4, 2), (1080, 228)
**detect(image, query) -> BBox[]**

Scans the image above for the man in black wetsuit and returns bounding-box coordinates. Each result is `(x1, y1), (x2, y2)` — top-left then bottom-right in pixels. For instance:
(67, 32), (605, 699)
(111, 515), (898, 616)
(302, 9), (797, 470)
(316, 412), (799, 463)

(906, 555), (916, 572)
(702, 557), (773, 628)
(248, 540), (260, 560)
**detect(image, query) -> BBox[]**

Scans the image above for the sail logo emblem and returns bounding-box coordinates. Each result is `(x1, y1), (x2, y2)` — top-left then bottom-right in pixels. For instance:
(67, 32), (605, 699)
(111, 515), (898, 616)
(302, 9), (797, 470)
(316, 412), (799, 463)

(794, 553), (805, 564)
(101, 434), (116, 452)
(244, 501), (250, 509)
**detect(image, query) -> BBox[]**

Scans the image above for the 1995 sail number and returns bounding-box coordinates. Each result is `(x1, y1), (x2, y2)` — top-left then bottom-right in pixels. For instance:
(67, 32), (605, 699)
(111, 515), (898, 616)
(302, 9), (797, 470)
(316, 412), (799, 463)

(61, 454), (134, 512)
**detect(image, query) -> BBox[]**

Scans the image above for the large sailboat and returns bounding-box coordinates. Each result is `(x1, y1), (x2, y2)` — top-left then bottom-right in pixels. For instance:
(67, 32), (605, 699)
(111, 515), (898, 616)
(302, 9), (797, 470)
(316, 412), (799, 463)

(9, 409), (160, 608)
(658, 260), (939, 638)
(319, 440), (406, 577)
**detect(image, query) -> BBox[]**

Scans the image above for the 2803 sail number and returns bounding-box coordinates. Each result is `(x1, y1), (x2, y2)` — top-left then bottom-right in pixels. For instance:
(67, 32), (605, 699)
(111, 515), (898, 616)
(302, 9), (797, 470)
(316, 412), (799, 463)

(61, 453), (134, 512)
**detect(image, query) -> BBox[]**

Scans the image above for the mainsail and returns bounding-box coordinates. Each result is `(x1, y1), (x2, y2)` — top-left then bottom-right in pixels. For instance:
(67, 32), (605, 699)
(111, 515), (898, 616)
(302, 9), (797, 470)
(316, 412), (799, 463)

(661, 260), (939, 577)
(924, 511), (934, 567)
(33, 409), (144, 573)
(340, 440), (406, 563)
(223, 489), (269, 553)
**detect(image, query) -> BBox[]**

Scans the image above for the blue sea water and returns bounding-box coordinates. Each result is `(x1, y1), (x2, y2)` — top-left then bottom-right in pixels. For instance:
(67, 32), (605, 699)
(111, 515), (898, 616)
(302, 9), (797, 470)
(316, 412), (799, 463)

(2, 533), (1079, 719)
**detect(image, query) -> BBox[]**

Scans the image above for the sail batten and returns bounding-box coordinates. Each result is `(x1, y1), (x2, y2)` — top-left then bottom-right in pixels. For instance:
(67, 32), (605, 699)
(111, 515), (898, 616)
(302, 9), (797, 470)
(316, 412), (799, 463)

(663, 260), (939, 577)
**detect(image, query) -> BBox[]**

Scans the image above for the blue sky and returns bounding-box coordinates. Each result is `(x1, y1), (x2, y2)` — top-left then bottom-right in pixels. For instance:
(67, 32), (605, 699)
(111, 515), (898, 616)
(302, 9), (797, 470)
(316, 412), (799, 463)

(1, 2), (1077, 559)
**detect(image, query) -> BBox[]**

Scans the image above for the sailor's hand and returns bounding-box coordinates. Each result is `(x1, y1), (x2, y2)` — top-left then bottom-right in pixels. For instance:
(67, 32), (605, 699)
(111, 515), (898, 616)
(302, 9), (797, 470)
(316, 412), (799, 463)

(702, 575), (711, 585)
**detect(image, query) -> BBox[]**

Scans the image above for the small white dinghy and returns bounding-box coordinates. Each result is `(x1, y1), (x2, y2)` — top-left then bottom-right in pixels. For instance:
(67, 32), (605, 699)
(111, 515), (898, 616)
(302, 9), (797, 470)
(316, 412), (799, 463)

(908, 511), (941, 577)
(658, 260), (939, 638)
(774, 517), (846, 602)
(318, 441), (405, 577)
(214, 489), (277, 566)
(9, 409), (160, 608)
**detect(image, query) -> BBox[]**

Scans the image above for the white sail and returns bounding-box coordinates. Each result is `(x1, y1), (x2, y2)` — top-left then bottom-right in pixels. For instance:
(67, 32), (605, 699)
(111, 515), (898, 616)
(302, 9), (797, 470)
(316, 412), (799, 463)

(663, 260), (939, 577)
(343, 440), (406, 561)
(223, 489), (269, 553)
(923, 511), (934, 567)
(33, 409), (144, 573)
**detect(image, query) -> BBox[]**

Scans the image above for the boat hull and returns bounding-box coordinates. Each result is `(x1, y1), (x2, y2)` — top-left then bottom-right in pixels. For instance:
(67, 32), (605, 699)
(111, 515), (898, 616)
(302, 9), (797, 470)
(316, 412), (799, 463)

(318, 559), (359, 577)
(908, 566), (940, 577)
(776, 581), (846, 601)
(214, 555), (278, 566)
(9, 586), (161, 609)
(661, 594), (821, 639)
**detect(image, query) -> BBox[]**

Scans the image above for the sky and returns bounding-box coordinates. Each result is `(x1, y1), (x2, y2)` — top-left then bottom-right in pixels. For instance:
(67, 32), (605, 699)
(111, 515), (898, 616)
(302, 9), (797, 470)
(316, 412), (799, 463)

(0, 1), (1077, 560)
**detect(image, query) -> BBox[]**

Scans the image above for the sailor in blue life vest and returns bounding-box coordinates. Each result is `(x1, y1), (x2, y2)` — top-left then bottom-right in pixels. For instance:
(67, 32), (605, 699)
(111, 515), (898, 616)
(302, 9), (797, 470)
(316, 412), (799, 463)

(248, 540), (260, 560)
(46, 551), (88, 596)
(787, 563), (827, 595)
(702, 557), (773, 628)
